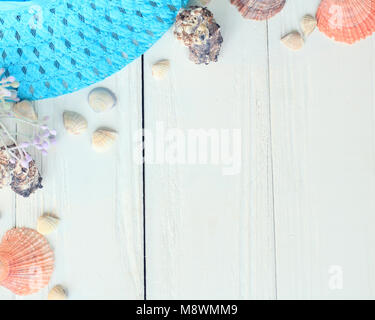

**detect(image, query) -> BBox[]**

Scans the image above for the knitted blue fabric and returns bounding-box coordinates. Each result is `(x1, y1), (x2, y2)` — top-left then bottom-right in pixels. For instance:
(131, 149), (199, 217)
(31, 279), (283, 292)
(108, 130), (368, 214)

(0, 0), (188, 100)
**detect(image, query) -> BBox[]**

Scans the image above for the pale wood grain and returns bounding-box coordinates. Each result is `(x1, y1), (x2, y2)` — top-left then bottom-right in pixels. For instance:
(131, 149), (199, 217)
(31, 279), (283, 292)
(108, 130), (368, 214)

(10, 62), (144, 300)
(2, 0), (375, 300)
(0, 119), (16, 300)
(144, 1), (276, 299)
(268, 0), (375, 299)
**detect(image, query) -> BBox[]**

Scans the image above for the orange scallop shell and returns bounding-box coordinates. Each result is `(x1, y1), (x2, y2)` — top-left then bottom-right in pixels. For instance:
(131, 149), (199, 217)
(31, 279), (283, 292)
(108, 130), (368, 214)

(317, 0), (375, 44)
(0, 228), (54, 295)
(230, 0), (286, 20)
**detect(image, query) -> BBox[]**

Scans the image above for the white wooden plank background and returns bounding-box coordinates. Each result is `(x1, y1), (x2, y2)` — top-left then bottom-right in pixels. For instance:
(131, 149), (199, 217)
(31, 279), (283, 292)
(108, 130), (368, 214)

(1, 0), (375, 299)
(144, 0), (275, 299)
(0, 63), (144, 300)
(269, 0), (375, 299)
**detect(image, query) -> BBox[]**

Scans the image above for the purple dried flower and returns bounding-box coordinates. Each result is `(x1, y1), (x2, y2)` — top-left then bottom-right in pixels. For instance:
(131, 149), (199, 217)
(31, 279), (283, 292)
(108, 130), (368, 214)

(0, 71), (56, 182)
(49, 137), (57, 145)
(25, 153), (32, 163)
(19, 142), (30, 148)
(33, 136), (41, 144)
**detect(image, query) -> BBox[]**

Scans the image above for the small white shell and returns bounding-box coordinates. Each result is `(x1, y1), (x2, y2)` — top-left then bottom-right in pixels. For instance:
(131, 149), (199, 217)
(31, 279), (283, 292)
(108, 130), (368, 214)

(199, 0), (211, 5)
(88, 87), (116, 113)
(152, 60), (170, 80)
(48, 285), (67, 300)
(12, 100), (37, 121)
(63, 111), (88, 135)
(281, 31), (304, 50)
(37, 214), (60, 235)
(92, 128), (118, 152)
(301, 15), (317, 37)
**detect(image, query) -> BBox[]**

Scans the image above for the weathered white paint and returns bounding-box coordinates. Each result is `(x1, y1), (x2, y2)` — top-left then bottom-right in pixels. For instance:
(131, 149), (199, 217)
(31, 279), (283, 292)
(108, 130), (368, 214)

(1, 0), (375, 300)
(268, 0), (375, 299)
(0, 63), (144, 300)
(144, 1), (276, 299)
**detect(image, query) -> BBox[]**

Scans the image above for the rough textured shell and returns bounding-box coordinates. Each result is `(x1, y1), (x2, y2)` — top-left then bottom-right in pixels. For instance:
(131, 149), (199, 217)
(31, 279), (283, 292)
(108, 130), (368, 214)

(10, 156), (43, 197)
(63, 111), (88, 135)
(0, 146), (43, 198)
(317, 0), (375, 44)
(92, 129), (118, 152)
(174, 7), (223, 64)
(152, 60), (170, 80)
(281, 31), (304, 50)
(12, 100), (37, 121)
(48, 285), (67, 300)
(301, 15), (317, 37)
(0, 228), (54, 295)
(230, 0), (286, 20)
(37, 214), (60, 235)
(88, 88), (117, 113)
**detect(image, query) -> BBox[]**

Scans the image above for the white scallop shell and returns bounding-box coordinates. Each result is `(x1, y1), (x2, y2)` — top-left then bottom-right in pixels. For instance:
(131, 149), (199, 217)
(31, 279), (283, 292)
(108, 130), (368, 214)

(37, 214), (60, 235)
(48, 285), (67, 300)
(92, 129), (118, 152)
(152, 60), (170, 80)
(12, 100), (37, 121)
(88, 87), (116, 113)
(301, 15), (317, 37)
(281, 31), (304, 50)
(63, 111), (88, 135)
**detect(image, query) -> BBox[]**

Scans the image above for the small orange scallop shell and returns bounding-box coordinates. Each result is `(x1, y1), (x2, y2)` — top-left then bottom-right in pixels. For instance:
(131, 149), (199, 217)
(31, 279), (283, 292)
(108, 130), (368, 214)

(317, 0), (375, 44)
(230, 0), (286, 20)
(0, 228), (54, 295)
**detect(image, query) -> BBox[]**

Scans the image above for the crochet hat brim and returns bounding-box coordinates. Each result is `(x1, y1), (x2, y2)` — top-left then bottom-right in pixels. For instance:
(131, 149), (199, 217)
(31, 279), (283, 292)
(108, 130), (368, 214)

(0, 0), (187, 100)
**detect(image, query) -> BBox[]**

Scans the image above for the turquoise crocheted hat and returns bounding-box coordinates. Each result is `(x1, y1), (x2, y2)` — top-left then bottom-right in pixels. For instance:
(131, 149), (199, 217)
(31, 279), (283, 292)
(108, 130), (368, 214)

(0, 0), (188, 100)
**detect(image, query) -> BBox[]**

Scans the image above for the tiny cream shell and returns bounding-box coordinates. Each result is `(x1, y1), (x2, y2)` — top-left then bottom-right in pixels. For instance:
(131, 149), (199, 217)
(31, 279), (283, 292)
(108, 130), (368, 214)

(152, 60), (170, 80)
(200, 0), (211, 5)
(63, 111), (88, 135)
(92, 128), (118, 152)
(88, 87), (116, 113)
(281, 31), (304, 50)
(301, 15), (317, 37)
(12, 100), (37, 121)
(37, 214), (60, 235)
(48, 285), (67, 300)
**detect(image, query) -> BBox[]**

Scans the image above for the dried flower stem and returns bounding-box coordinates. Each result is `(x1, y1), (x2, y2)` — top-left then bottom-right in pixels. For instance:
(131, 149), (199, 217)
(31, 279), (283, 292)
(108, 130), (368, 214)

(0, 70), (56, 167)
